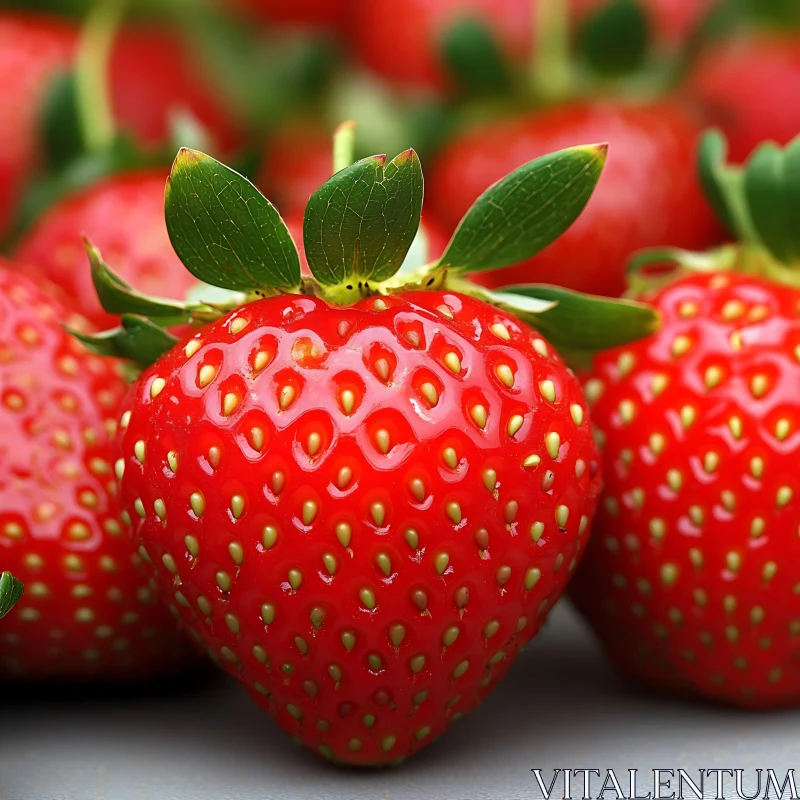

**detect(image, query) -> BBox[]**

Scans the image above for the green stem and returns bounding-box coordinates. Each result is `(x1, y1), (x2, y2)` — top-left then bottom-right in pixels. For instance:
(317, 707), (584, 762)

(332, 120), (357, 174)
(75, 0), (127, 152)
(531, 0), (574, 102)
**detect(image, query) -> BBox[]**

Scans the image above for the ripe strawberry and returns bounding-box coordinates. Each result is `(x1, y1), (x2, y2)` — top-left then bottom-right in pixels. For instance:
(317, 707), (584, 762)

(571, 271), (800, 707)
(428, 100), (723, 297)
(14, 172), (198, 330)
(350, 0), (533, 93)
(0, 13), (77, 236)
(82, 139), (657, 761)
(109, 26), (240, 154)
(689, 33), (800, 163)
(116, 290), (601, 763)
(0, 267), (191, 680)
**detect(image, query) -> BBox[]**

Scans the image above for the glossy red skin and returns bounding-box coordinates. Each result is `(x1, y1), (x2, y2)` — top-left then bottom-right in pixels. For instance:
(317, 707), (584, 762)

(116, 290), (601, 764)
(689, 33), (800, 164)
(14, 172), (198, 330)
(572, 272), (800, 708)
(0, 14), (76, 237)
(351, 0), (533, 93)
(428, 101), (723, 297)
(228, 0), (350, 31)
(0, 268), (192, 680)
(109, 27), (240, 154)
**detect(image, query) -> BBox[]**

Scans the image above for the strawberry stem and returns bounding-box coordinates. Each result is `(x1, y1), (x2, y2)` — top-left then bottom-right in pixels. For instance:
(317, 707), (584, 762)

(75, 0), (127, 153)
(332, 120), (357, 174)
(531, 0), (574, 102)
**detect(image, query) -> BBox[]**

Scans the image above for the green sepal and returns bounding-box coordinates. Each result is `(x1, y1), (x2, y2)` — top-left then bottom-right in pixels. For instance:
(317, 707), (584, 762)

(0, 572), (24, 621)
(578, 0), (650, 76)
(39, 71), (85, 172)
(68, 315), (179, 367)
(86, 238), (193, 325)
(438, 144), (607, 275)
(165, 148), (301, 294)
(472, 283), (661, 353)
(439, 16), (514, 96)
(303, 150), (424, 297)
(699, 130), (800, 266)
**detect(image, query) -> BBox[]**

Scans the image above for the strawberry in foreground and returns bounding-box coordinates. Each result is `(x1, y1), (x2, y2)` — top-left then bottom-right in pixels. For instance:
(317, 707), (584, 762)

(571, 132), (800, 708)
(77, 138), (657, 764)
(14, 172), (198, 330)
(0, 267), (192, 679)
(428, 100), (723, 297)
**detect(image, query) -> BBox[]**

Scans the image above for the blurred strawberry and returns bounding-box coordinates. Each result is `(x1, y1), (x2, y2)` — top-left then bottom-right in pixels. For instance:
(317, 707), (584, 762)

(350, 0), (532, 93)
(259, 125), (334, 218)
(110, 26), (240, 154)
(14, 172), (196, 330)
(689, 33), (800, 163)
(0, 13), (77, 236)
(428, 100), (723, 297)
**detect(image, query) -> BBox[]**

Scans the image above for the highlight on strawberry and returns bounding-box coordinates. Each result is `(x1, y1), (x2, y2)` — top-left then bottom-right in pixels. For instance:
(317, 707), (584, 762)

(571, 131), (800, 709)
(72, 128), (659, 765)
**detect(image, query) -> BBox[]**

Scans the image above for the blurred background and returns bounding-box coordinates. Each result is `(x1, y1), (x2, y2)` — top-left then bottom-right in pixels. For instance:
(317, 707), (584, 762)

(0, 0), (798, 304)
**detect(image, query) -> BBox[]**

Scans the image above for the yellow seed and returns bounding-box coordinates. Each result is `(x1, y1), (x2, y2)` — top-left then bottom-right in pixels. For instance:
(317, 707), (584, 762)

(775, 418), (791, 441)
(198, 364), (217, 388)
(150, 377), (166, 398)
(337, 466), (352, 490)
(302, 500), (318, 526)
(539, 380), (556, 404)
(570, 404), (584, 426)
(253, 350), (270, 374)
(307, 432), (322, 456)
(750, 374), (769, 398)
(442, 447), (458, 469)
(154, 499), (166, 520)
(375, 553), (392, 576)
(618, 400), (635, 424)
(230, 317), (249, 335)
(777, 487), (793, 507)
(336, 522), (351, 548)
(508, 414), (524, 437)
(134, 440), (146, 464)
(545, 431), (561, 459)
(184, 535), (199, 557)
(340, 389), (355, 414)
(680, 405), (696, 428)
(470, 404), (487, 429)
(184, 340), (201, 358)
(371, 502), (386, 526)
(434, 553), (450, 574)
(721, 299), (745, 320)
(360, 588), (376, 610)
(672, 335), (692, 357)
(374, 358), (390, 381)
(495, 364), (514, 387)
(555, 505), (569, 529)
(750, 457), (764, 479)
(190, 492), (205, 517)
(704, 366), (723, 389)
(445, 501), (462, 525)
(420, 382), (439, 406)
(409, 478), (425, 502)
(525, 567), (541, 590)
(490, 323), (510, 340)
(443, 351), (461, 374)
(223, 393), (240, 416)
(288, 569), (303, 590)
(523, 454), (541, 468)
(279, 385), (296, 410)
(250, 426), (265, 451)
(482, 469), (496, 492)
(375, 429), (391, 454)
(373, 298), (388, 311)
(704, 452), (719, 473)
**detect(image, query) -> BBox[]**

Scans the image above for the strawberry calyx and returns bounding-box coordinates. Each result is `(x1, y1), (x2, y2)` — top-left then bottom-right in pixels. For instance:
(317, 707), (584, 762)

(0, 572), (24, 621)
(73, 133), (660, 368)
(626, 130), (800, 295)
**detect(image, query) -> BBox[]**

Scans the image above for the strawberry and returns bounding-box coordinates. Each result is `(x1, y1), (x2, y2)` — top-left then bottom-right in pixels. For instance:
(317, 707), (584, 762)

(689, 32), (800, 163)
(570, 132), (800, 708)
(77, 136), (657, 761)
(428, 100), (723, 298)
(13, 172), (197, 330)
(0, 267), (191, 680)
(0, 13), (77, 237)
(350, 0), (533, 93)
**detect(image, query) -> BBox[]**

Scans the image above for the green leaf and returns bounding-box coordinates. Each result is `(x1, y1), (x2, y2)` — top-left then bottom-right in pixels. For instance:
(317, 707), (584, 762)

(0, 572), (24, 621)
(165, 148), (301, 293)
(39, 70), (85, 171)
(440, 16), (513, 96)
(86, 239), (192, 324)
(303, 150), (424, 290)
(69, 315), (179, 367)
(745, 137), (800, 265)
(578, 0), (650, 76)
(486, 284), (661, 352)
(439, 144), (607, 274)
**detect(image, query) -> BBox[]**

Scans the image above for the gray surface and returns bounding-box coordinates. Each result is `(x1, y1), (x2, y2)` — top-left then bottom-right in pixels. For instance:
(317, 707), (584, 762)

(2, 603), (798, 800)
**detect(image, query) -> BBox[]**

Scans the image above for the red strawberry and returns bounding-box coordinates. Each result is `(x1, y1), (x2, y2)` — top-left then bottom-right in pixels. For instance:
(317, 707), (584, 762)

(428, 100), (723, 297)
(350, 0), (533, 93)
(689, 33), (800, 163)
(0, 13), (77, 236)
(115, 289), (600, 763)
(572, 271), (800, 708)
(109, 26), (240, 154)
(14, 172), (198, 330)
(0, 267), (192, 680)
